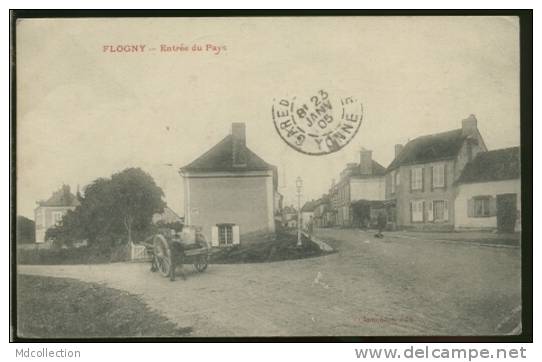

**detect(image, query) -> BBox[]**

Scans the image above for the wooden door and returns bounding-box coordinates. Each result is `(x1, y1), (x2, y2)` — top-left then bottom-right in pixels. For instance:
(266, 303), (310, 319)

(497, 194), (517, 233)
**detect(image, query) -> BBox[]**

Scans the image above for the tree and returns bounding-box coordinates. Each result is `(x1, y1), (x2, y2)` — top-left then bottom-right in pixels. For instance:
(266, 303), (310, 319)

(48, 168), (165, 247)
(45, 209), (84, 248)
(110, 168), (166, 243)
(16, 216), (35, 244)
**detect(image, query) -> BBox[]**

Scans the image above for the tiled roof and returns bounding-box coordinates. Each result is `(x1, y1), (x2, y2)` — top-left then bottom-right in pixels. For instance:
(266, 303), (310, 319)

(456, 147), (520, 184)
(153, 206), (183, 224)
(350, 160), (387, 177)
(39, 185), (80, 207)
(387, 129), (467, 171)
(301, 200), (319, 212)
(180, 135), (275, 172)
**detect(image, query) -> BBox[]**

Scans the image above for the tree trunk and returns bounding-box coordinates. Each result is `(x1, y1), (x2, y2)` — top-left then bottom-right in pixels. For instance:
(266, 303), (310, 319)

(124, 216), (133, 244)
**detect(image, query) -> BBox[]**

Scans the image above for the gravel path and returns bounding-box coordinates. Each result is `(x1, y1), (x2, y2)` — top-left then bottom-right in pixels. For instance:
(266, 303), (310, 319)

(17, 229), (522, 337)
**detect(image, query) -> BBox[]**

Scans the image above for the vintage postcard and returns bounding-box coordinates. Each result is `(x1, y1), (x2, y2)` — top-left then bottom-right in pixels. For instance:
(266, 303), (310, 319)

(12, 13), (530, 340)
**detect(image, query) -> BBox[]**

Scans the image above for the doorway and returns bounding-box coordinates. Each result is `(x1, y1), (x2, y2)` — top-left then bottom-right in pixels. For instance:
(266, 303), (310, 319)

(351, 202), (370, 229)
(496, 193), (517, 233)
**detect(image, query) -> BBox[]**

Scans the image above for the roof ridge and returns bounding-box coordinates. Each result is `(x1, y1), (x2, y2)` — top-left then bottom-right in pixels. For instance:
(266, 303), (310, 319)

(409, 128), (462, 141)
(480, 146), (520, 153)
(469, 146), (520, 162)
(387, 128), (467, 171)
(181, 135), (232, 170)
(39, 185), (80, 207)
(180, 132), (275, 172)
(456, 147), (520, 184)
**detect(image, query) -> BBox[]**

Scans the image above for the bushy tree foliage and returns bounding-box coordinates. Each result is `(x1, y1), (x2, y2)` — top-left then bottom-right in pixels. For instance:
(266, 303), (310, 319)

(16, 216), (35, 244)
(48, 168), (165, 247)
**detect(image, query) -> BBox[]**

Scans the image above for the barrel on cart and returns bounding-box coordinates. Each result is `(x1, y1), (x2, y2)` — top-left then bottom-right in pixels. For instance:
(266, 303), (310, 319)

(148, 226), (211, 278)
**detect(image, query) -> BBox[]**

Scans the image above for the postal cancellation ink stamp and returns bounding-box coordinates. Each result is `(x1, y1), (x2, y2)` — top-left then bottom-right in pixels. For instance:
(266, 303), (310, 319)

(272, 89), (363, 155)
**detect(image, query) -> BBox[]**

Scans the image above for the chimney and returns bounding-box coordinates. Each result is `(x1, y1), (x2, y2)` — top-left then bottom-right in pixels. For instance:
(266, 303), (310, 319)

(462, 114), (478, 136)
(359, 148), (373, 175)
(232, 123), (247, 166)
(394, 144), (404, 158)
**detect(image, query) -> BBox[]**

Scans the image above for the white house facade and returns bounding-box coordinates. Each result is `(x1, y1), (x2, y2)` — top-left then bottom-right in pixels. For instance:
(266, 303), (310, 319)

(329, 148), (387, 227)
(34, 185), (80, 243)
(454, 147), (520, 232)
(180, 123), (278, 246)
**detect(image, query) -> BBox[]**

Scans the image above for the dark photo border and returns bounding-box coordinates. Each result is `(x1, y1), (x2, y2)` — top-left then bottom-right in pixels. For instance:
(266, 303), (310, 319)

(9, 9), (533, 343)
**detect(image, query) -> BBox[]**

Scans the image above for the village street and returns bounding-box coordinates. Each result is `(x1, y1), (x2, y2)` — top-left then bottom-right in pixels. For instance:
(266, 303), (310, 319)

(18, 229), (522, 337)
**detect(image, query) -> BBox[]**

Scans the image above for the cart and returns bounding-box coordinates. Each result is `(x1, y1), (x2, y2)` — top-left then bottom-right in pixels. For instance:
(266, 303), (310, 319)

(148, 228), (211, 278)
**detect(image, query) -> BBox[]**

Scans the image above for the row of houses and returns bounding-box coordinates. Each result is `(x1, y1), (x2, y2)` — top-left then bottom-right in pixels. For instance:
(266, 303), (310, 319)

(35, 117), (521, 246)
(305, 115), (521, 233)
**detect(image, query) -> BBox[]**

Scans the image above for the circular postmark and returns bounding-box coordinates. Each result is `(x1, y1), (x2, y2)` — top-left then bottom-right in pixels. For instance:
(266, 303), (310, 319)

(272, 89), (363, 155)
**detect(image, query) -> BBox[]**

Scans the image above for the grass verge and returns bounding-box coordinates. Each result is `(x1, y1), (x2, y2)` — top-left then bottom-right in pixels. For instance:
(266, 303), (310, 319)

(210, 232), (334, 264)
(16, 274), (192, 338)
(16, 245), (127, 265)
(17, 232), (334, 266)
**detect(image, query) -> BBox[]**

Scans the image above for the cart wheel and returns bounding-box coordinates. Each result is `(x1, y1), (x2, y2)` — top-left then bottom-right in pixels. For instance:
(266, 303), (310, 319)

(158, 256), (172, 277)
(153, 234), (172, 277)
(194, 255), (209, 272)
(150, 258), (158, 272)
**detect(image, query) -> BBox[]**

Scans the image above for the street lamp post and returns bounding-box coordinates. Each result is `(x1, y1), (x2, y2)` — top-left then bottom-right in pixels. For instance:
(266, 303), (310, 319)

(296, 176), (303, 247)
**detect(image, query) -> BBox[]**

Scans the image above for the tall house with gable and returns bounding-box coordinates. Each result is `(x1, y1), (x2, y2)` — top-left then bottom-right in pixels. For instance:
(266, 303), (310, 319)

(385, 115), (487, 229)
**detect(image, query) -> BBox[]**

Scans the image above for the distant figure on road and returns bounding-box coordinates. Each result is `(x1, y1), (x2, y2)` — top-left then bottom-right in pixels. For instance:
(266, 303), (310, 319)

(375, 211), (387, 239)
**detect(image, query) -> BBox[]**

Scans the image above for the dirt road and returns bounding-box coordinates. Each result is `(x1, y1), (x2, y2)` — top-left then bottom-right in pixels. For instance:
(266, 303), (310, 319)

(18, 229), (522, 336)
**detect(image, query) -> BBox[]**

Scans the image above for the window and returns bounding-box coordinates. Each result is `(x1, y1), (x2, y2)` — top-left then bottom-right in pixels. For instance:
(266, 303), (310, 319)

(218, 225), (233, 246)
(433, 164), (445, 188)
(390, 171), (396, 193)
(395, 170), (400, 186)
(467, 196), (495, 218)
(411, 168), (423, 191)
(474, 197), (490, 217)
(432, 200), (449, 222)
(52, 211), (64, 225)
(411, 200), (424, 222)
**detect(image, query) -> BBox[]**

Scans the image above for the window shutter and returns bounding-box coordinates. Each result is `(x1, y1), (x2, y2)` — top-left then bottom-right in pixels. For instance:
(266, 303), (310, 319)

(427, 201), (434, 222)
(410, 201), (413, 222)
(489, 196), (497, 217)
(421, 168), (425, 191)
(443, 164), (447, 189)
(430, 167), (434, 191)
(232, 225), (240, 245)
(467, 199), (474, 217)
(443, 200), (449, 221)
(422, 200), (426, 222)
(211, 226), (219, 247)
(410, 169), (413, 192)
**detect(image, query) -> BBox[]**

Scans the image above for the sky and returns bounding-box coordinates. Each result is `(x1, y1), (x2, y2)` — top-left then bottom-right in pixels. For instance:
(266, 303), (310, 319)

(16, 16), (520, 219)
